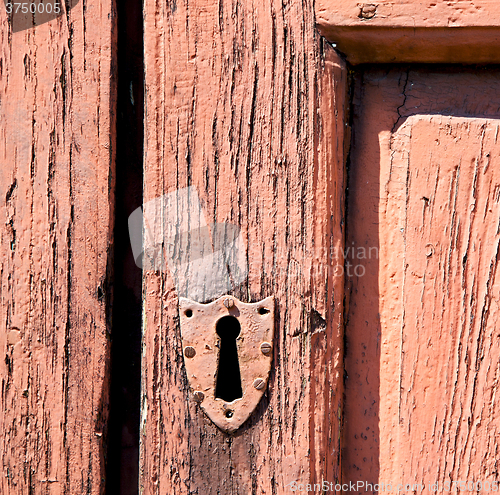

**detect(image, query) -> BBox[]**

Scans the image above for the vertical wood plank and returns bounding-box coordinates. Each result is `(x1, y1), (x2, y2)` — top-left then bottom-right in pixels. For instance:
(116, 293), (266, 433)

(345, 67), (500, 491)
(141, 1), (348, 492)
(391, 116), (500, 484)
(0, 3), (116, 493)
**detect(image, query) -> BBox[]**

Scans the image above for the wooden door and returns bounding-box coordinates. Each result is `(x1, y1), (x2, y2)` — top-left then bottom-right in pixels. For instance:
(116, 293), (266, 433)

(344, 66), (500, 492)
(317, 2), (500, 492)
(3, 0), (500, 493)
(139, 1), (500, 494)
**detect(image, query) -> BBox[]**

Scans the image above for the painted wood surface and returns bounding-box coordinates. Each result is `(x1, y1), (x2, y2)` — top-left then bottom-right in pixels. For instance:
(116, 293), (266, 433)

(317, 0), (500, 27)
(344, 67), (500, 493)
(141, 0), (348, 492)
(0, 3), (116, 494)
(315, 0), (500, 64)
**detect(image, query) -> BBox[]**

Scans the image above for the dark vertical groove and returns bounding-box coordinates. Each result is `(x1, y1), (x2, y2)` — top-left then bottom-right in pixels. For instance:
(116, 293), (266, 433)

(106, 0), (143, 490)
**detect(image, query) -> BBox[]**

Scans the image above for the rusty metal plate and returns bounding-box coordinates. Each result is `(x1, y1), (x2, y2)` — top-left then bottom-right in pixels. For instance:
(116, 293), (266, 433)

(179, 295), (274, 433)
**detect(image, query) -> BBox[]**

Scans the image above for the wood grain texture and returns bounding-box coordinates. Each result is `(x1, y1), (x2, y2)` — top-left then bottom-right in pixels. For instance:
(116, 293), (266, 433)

(315, 0), (500, 64)
(141, 1), (348, 492)
(317, 0), (500, 28)
(0, 3), (116, 494)
(345, 67), (500, 492)
(389, 115), (500, 486)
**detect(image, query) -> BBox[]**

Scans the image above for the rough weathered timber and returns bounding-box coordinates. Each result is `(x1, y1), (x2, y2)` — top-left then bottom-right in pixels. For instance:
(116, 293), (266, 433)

(344, 67), (500, 492)
(141, 1), (348, 492)
(0, 3), (116, 494)
(316, 0), (500, 64)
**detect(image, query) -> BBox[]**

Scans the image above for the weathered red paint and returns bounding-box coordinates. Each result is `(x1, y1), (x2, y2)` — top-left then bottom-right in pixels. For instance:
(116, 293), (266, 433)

(0, 2), (116, 493)
(316, 0), (500, 63)
(345, 67), (500, 492)
(141, 0), (348, 492)
(3, 0), (499, 490)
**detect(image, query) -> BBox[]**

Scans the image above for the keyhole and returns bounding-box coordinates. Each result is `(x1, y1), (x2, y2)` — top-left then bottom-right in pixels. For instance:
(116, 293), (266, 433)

(215, 316), (243, 402)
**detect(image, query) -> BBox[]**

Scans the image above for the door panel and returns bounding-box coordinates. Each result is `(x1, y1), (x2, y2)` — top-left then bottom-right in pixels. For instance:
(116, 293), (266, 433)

(345, 68), (500, 491)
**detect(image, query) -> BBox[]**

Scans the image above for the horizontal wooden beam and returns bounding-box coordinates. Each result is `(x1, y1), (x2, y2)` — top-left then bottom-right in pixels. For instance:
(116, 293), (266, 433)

(316, 0), (500, 64)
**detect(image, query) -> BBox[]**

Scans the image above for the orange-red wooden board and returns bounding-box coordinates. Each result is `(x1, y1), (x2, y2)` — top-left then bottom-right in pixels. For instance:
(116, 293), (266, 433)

(141, 0), (348, 492)
(345, 67), (500, 491)
(0, 3), (116, 493)
(316, 0), (500, 63)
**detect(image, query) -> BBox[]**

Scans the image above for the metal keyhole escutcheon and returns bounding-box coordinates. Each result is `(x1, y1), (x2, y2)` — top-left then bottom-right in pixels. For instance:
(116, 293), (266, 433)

(179, 295), (274, 432)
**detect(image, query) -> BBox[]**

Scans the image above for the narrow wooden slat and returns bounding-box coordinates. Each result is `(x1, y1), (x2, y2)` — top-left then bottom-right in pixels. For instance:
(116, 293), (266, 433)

(0, 4), (116, 493)
(141, 1), (348, 492)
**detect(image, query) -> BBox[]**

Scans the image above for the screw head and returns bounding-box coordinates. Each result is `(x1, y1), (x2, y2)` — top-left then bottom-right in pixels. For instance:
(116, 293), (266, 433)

(223, 298), (234, 309)
(260, 342), (272, 355)
(184, 346), (196, 358)
(192, 391), (205, 402)
(253, 378), (266, 390)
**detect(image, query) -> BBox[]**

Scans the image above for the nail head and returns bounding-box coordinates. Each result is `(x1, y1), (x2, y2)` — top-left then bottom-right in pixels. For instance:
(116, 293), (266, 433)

(184, 346), (196, 358)
(193, 391), (205, 402)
